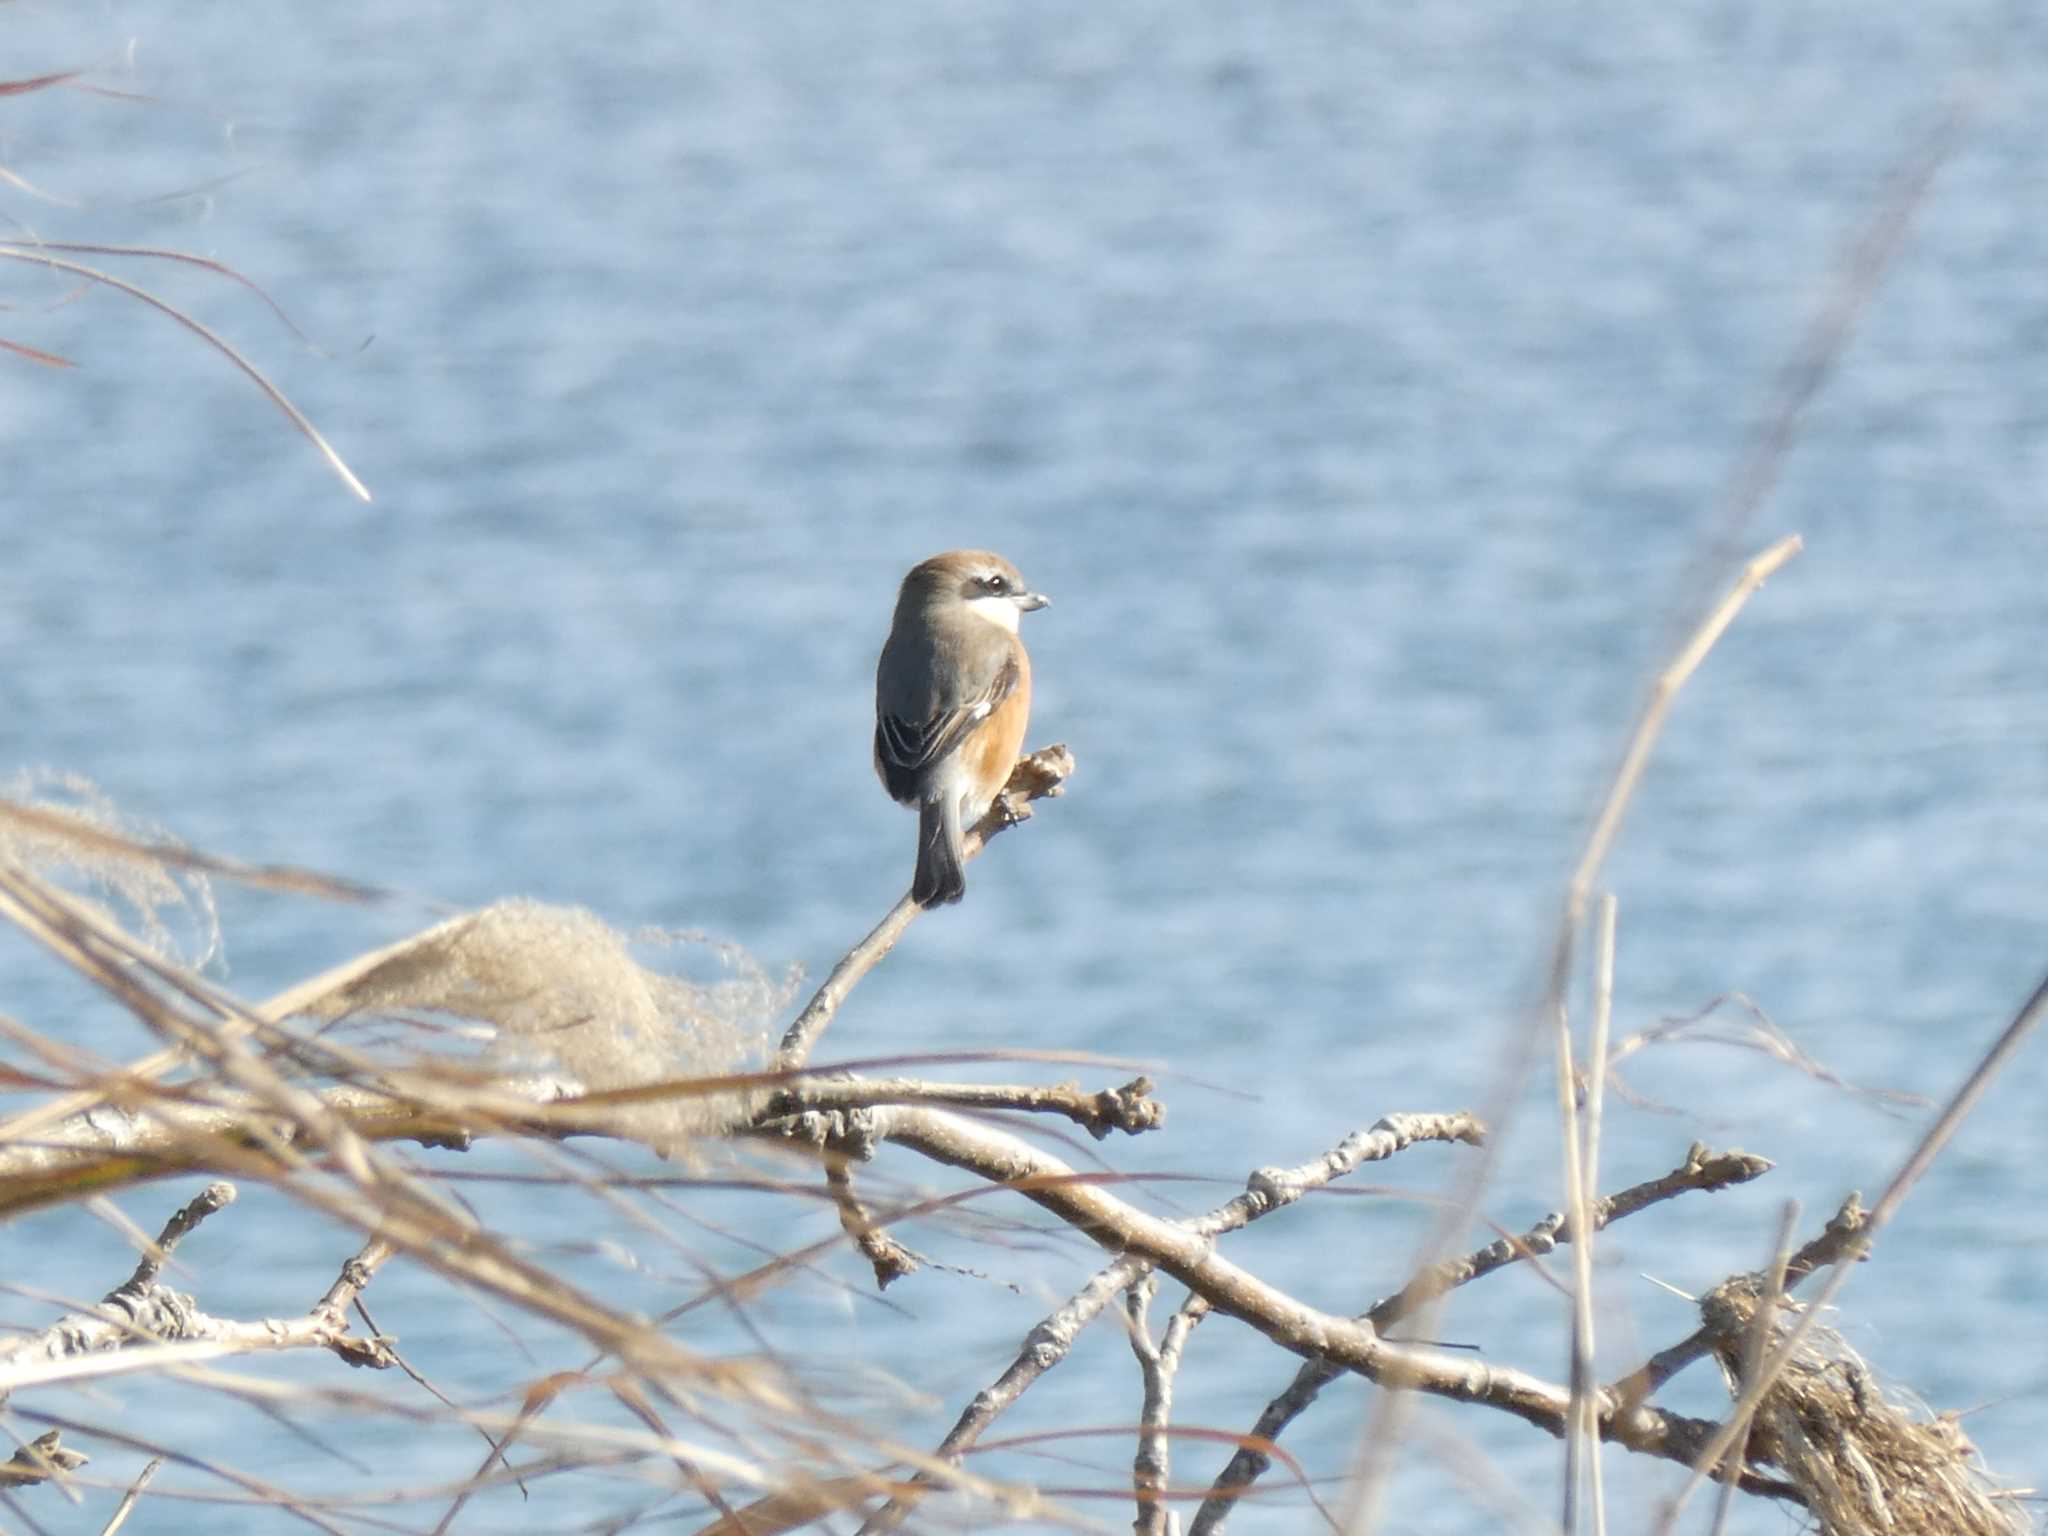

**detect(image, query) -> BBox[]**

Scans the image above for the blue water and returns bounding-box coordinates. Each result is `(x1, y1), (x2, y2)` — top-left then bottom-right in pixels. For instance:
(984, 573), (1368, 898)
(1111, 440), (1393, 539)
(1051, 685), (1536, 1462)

(4, 5), (2046, 1531)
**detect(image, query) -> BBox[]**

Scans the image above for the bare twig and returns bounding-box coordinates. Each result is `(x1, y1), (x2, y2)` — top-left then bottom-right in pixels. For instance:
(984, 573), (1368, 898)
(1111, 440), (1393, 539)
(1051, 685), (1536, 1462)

(775, 746), (1074, 1069)
(1386, 1143), (1770, 1329)
(1193, 1143), (1771, 1534)
(858, 1111), (1479, 1535)
(826, 1157), (922, 1289)
(98, 1454), (162, 1536)
(768, 1073), (1164, 1140)
(0, 1191), (401, 1399)
(878, 1107), (1788, 1497)
(1127, 1277), (1207, 1536)
(120, 1180), (236, 1291)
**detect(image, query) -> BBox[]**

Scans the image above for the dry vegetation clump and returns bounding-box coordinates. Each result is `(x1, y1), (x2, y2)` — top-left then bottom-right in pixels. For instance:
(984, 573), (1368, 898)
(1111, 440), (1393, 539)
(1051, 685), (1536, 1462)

(1703, 1276), (2019, 1536)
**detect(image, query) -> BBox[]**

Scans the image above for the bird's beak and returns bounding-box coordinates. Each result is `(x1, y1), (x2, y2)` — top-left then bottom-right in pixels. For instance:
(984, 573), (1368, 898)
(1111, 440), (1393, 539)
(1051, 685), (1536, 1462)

(1017, 590), (1050, 612)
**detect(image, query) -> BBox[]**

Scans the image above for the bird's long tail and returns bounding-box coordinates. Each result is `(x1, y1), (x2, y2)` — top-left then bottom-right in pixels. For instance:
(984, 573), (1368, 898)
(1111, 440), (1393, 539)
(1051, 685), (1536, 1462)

(912, 792), (967, 906)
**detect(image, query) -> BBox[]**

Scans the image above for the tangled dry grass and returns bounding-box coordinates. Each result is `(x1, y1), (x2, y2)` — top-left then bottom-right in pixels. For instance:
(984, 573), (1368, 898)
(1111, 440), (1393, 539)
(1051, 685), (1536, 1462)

(1703, 1273), (2015, 1536)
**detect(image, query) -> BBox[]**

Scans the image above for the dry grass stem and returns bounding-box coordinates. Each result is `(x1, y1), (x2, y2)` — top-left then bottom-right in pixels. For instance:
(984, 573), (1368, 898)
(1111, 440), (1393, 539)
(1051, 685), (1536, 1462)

(1579, 893), (1618, 1535)
(1603, 991), (1925, 1115)
(1707, 1201), (1800, 1536)
(97, 1453), (162, 1536)
(1343, 531), (1804, 1533)
(1553, 970), (1599, 1533)
(0, 245), (370, 499)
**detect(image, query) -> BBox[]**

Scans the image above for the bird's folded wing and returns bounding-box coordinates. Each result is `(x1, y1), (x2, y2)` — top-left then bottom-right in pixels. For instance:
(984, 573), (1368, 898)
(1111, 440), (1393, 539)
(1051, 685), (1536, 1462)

(877, 654), (1019, 774)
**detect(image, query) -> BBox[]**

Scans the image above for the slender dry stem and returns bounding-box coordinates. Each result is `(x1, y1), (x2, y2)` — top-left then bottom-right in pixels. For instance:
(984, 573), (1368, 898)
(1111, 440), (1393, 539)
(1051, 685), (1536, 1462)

(1553, 957), (1597, 1532)
(1580, 893), (1617, 1536)
(0, 245), (370, 500)
(1706, 1202), (1798, 1536)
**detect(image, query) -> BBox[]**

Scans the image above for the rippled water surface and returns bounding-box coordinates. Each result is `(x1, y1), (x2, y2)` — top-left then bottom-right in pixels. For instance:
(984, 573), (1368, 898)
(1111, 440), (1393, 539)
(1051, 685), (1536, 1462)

(3, 6), (2045, 1531)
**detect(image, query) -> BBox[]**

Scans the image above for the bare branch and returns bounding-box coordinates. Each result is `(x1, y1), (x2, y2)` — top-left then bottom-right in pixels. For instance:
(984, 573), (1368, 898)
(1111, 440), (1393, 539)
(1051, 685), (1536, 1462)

(826, 1158), (922, 1290)
(768, 1073), (1164, 1140)
(1127, 1276), (1207, 1536)
(98, 1454), (161, 1535)
(858, 1110), (1477, 1535)
(775, 745), (1074, 1069)
(0, 1189), (402, 1403)
(875, 1108), (1787, 1495)
(1193, 1143), (1772, 1533)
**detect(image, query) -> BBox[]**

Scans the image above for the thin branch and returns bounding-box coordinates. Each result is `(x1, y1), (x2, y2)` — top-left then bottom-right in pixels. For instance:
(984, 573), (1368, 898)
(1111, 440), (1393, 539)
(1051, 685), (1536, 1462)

(1388, 1143), (1770, 1328)
(768, 1073), (1164, 1140)
(1192, 1143), (1771, 1534)
(121, 1180), (236, 1291)
(0, 1191), (401, 1398)
(775, 746), (1074, 1069)
(875, 1107), (1794, 1498)
(1127, 1277), (1206, 1536)
(857, 1110), (1479, 1535)
(826, 1157), (922, 1290)
(98, 1454), (161, 1536)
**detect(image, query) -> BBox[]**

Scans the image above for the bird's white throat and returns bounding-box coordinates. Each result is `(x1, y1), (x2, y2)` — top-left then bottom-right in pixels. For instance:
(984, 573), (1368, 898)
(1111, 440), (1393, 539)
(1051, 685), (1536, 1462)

(963, 593), (1023, 633)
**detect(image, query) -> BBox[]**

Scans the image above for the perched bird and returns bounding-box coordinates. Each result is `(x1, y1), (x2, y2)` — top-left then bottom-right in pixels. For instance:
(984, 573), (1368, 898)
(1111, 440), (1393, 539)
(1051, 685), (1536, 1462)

(875, 550), (1049, 906)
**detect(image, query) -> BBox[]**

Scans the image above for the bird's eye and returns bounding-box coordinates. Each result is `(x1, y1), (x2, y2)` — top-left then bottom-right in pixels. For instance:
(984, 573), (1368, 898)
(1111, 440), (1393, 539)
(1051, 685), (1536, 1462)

(983, 573), (1009, 594)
